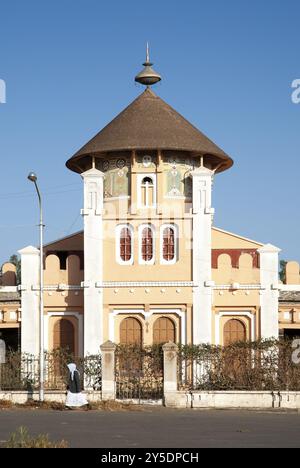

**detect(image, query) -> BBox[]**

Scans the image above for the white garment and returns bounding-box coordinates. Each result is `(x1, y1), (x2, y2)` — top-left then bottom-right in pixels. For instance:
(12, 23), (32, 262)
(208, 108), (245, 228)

(66, 391), (88, 408)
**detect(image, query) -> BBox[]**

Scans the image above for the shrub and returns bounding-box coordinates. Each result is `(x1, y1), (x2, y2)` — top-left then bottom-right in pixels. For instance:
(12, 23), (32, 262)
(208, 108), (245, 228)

(5, 426), (68, 448)
(178, 339), (300, 391)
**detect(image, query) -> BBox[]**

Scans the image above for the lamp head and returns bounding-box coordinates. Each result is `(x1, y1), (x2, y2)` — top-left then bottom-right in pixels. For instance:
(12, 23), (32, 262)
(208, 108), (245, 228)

(27, 172), (37, 182)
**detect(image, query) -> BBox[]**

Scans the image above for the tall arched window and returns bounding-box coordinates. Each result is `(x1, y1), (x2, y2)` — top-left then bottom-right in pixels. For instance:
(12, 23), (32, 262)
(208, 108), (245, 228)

(53, 319), (75, 354)
(153, 317), (176, 344)
(224, 319), (246, 346)
(120, 227), (132, 262)
(120, 317), (142, 346)
(116, 225), (133, 264)
(160, 225), (178, 264)
(141, 226), (154, 263)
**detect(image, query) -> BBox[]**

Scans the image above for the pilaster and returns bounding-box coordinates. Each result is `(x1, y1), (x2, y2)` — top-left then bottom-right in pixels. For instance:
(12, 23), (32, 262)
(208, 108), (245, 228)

(81, 168), (105, 355)
(18, 246), (40, 355)
(190, 166), (214, 344)
(258, 243), (281, 339)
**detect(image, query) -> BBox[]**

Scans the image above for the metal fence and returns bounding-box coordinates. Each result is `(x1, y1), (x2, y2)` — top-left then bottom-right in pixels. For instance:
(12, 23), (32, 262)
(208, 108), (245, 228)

(178, 340), (300, 392)
(115, 345), (163, 402)
(0, 351), (102, 391)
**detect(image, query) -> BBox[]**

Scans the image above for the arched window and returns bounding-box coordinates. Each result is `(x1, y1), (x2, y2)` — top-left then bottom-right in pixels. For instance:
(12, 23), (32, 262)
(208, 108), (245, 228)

(153, 317), (176, 344)
(53, 319), (75, 354)
(138, 174), (156, 208)
(161, 225), (178, 264)
(224, 319), (246, 346)
(141, 226), (154, 263)
(141, 176), (154, 207)
(120, 227), (132, 262)
(116, 225), (133, 264)
(120, 317), (142, 346)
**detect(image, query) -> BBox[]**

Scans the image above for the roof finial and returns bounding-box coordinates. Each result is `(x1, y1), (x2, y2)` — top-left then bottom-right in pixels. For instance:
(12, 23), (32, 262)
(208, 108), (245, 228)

(135, 43), (162, 88)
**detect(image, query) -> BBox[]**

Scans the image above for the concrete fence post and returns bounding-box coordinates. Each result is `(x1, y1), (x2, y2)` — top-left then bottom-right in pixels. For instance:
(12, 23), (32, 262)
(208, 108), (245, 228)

(100, 341), (116, 401)
(162, 342), (178, 396)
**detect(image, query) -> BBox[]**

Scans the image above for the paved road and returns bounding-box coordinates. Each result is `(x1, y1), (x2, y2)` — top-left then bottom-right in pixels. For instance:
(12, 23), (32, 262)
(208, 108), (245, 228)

(0, 407), (300, 448)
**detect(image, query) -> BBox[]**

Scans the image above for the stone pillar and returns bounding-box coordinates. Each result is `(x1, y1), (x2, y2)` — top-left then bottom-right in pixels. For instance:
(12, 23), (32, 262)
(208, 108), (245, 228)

(81, 168), (105, 356)
(163, 341), (178, 394)
(18, 246), (40, 355)
(100, 341), (116, 400)
(258, 244), (281, 339)
(190, 167), (214, 344)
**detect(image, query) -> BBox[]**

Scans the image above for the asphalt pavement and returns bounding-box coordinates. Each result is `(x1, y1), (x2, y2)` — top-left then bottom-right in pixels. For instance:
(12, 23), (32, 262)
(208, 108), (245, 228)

(0, 407), (299, 448)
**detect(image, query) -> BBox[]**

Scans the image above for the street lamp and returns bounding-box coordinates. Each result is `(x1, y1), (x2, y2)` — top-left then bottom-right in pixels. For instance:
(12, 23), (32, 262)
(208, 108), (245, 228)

(28, 172), (44, 402)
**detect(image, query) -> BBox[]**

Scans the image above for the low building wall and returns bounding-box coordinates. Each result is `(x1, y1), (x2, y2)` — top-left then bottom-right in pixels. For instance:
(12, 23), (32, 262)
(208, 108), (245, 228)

(2, 390), (300, 409)
(0, 391), (102, 405)
(165, 391), (300, 409)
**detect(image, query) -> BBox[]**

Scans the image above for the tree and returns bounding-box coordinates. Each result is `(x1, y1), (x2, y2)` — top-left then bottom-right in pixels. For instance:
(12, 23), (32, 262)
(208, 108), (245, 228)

(9, 254), (21, 285)
(279, 260), (287, 284)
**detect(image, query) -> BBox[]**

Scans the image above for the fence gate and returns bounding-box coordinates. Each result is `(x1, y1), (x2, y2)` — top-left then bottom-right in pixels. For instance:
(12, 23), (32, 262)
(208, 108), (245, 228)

(115, 346), (163, 403)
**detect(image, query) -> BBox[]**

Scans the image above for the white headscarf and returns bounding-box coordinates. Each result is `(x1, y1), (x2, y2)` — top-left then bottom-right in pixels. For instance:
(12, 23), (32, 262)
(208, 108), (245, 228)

(67, 363), (77, 381)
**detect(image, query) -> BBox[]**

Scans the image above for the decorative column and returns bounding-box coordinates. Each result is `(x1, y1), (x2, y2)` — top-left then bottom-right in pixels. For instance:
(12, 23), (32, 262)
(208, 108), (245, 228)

(258, 244), (281, 339)
(100, 340), (116, 400)
(163, 341), (178, 394)
(190, 166), (214, 344)
(81, 168), (105, 356)
(18, 246), (40, 355)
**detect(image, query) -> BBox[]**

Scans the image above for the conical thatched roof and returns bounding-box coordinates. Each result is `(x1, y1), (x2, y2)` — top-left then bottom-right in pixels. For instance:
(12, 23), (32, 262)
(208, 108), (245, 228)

(66, 87), (233, 173)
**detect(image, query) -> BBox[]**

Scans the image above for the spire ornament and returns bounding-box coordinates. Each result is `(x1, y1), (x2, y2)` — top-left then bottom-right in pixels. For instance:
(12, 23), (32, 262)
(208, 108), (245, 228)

(135, 43), (162, 87)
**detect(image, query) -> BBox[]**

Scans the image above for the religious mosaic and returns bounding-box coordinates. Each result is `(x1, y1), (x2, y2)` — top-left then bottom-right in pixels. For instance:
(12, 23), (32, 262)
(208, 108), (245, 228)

(96, 158), (131, 198)
(163, 157), (196, 198)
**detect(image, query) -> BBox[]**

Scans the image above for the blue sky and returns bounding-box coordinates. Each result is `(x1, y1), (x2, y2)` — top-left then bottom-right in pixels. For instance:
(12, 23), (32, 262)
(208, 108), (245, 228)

(0, 0), (299, 266)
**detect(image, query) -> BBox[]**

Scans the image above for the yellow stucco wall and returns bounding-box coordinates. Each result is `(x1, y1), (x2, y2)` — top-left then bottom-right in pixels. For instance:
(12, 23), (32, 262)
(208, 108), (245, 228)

(40, 153), (269, 349)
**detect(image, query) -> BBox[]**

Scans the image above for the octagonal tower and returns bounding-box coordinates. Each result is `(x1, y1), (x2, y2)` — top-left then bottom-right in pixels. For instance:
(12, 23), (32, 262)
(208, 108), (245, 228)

(67, 49), (233, 355)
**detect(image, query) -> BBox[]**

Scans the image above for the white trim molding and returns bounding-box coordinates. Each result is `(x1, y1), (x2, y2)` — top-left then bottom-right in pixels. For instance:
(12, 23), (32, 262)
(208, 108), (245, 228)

(115, 223), (134, 265)
(279, 284), (300, 292)
(0, 286), (18, 293)
(31, 285), (83, 291)
(215, 311), (256, 345)
(96, 281), (195, 288)
(213, 284), (263, 291)
(109, 308), (186, 345)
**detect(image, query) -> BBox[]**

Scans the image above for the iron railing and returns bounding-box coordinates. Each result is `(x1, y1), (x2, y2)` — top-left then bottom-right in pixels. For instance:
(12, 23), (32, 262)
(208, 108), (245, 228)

(177, 340), (300, 391)
(115, 345), (163, 402)
(0, 351), (102, 391)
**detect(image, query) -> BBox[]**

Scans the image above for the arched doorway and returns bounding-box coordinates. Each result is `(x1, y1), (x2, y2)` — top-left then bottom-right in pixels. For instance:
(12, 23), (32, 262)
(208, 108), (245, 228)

(153, 317), (176, 344)
(53, 318), (75, 354)
(120, 317), (142, 346)
(223, 319), (246, 346)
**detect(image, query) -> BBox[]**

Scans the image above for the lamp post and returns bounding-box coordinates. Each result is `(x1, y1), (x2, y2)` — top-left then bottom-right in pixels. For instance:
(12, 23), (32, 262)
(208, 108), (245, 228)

(28, 172), (44, 402)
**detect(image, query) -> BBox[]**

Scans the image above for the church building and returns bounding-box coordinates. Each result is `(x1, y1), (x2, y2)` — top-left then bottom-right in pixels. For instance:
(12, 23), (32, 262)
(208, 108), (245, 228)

(16, 50), (294, 357)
